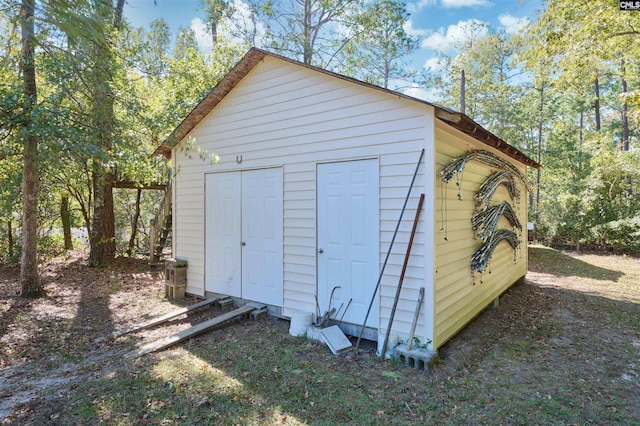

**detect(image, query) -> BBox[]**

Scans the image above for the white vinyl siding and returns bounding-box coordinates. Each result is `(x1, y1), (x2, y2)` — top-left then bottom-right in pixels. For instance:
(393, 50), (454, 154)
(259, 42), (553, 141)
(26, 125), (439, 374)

(173, 57), (434, 344)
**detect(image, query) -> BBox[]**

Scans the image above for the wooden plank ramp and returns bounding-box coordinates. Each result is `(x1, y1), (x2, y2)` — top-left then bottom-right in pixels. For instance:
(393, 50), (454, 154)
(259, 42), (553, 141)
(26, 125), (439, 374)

(124, 304), (256, 359)
(113, 297), (220, 338)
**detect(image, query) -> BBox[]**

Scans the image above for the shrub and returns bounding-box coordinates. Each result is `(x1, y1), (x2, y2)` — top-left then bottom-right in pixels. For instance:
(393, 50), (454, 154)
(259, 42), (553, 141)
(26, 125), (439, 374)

(589, 216), (640, 252)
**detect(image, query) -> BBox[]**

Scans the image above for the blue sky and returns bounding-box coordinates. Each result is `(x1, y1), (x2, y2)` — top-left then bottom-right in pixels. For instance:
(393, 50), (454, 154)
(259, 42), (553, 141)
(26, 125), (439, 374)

(125, 0), (542, 95)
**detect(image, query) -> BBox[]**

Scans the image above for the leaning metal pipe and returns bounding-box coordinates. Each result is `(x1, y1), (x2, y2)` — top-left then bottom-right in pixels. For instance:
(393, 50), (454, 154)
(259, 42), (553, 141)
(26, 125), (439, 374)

(380, 193), (425, 359)
(353, 148), (425, 355)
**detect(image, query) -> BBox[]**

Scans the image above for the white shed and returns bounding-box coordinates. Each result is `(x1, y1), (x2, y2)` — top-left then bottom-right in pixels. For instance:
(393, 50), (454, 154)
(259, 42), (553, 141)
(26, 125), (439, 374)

(155, 48), (540, 351)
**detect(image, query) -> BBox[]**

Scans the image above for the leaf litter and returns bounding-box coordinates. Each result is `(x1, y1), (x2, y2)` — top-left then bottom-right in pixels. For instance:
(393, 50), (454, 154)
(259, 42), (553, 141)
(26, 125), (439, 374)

(0, 247), (638, 424)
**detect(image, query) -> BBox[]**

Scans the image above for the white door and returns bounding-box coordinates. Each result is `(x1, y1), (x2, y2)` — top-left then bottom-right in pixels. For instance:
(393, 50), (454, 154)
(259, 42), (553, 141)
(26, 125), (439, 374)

(205, 172), (242, 297)
(242, 168), (283, 306)
(317, 159), (379, 327)
(205, 169), (283, 306)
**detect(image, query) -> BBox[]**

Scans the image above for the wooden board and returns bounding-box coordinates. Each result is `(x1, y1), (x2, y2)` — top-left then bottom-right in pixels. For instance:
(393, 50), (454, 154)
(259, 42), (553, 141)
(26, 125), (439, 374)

(124, 304), (255, 359)
(113, 298), (220, 338)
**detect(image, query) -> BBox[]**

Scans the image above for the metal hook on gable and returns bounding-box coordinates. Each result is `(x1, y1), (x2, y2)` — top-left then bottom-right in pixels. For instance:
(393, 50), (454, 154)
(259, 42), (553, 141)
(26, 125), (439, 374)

(236, 155), (243, 164)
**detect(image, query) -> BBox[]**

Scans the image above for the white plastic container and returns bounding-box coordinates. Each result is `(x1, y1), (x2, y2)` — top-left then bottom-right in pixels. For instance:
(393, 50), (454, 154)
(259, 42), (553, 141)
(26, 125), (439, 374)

(289, 311), (313, 337)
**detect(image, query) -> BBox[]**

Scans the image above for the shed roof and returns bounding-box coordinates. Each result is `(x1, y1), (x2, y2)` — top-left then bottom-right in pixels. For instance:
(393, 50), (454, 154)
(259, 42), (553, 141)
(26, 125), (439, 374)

(154, 48), (540, 169)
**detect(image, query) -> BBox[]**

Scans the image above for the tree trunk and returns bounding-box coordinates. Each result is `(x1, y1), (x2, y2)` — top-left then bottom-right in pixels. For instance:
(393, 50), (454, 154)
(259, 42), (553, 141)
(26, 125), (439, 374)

(535, 84), (544, 214)
(61, 196), (73, 250)
(19, 0), (44, 297)
(594, 76), (601, 132)
(114, 0), (125, 29)
(89, 167), (106, 265)
(621, 61), (632, 201)
(211, 20), (218, 46)
(103, 172), (116, 253)
(460, 69), (466, 115)
(127, 188), (142, 256)
(578, 109), (583, 171)
(88, 0), (125, 265)
(621, 62), (629, 152)
(383, 60), (390, 89)
(7, 220), (13, 259)
(577, 109), (583, 255)
(89, 166), (115, 264)
(303, 0), (312, 64)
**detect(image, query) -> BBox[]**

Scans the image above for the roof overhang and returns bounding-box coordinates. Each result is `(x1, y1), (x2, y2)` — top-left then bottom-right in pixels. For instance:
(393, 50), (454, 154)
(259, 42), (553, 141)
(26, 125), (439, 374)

(154, 48), (540, 170)
(433, 109), (540, 169)
(153, 49), (268, 158)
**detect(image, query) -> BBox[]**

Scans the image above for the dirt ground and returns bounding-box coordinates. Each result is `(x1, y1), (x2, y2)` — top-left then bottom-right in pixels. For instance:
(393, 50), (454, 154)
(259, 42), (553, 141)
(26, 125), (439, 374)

(0, 248), (638, 424)
(0, 251), (194, 421)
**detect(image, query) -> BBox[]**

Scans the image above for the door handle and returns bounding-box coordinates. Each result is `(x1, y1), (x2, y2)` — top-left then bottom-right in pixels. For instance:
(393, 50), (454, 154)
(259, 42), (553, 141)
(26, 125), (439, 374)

(241, 241), (246, 246)
(317, 248), (323, 254)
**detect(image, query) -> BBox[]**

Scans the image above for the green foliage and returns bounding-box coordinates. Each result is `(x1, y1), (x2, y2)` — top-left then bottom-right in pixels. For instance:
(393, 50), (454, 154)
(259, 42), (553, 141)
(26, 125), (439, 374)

(422, 23), (539, 157)
(521, 2), (639, 250)
(1, 0), (638, 261)
(0, 0), (244, 265)
(523, 0), (640, 94)
(338, 0), (419, 88)
(417, 0), (640, 252)
(37, 232), (82, 259)
(253, 0), (359, 66)
(411, 336), (432, 349)
(589, 216), (640, 252)
(113, 189), (164, 253)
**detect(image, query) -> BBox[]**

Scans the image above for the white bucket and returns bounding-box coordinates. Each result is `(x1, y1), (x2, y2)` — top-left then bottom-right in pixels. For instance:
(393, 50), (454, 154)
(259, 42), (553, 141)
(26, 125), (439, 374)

(289, 311), (313, 337)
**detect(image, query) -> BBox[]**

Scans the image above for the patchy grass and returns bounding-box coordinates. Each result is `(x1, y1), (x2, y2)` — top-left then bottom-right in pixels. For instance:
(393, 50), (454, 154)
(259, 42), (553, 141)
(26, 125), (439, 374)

(1, 247), (639, 425)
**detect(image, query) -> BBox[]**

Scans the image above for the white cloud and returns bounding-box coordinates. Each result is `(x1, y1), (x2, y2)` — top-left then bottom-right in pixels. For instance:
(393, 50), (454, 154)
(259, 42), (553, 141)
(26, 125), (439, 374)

(498, 14), (529, 34)
(407, 0), (437, 13)
(224, 0), (266, 46)
(404, 19), (428, 37)
(424, 57), (445, 72)
(441, 0), (491, 8)
(191, 17), (213, 53)
(408, 0), (490, 12)
(0, 15), (8, 35)
(421, 31), (448, 51)
(190, 0), (267, 53)
(403, 84), (439, 102)
(421, 19), (488, 51)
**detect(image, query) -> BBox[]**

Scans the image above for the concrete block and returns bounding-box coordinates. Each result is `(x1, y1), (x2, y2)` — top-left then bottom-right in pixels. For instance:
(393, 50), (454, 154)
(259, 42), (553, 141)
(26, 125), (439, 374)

(245, 303), (268, 321)
(164, 283), (186, 299)
(490, 296), (499, 310)
(164, 258), (188, 286)
(251, 309), (267, 321)
(393, 344), (436, 371)
(218, 297), (235, 308)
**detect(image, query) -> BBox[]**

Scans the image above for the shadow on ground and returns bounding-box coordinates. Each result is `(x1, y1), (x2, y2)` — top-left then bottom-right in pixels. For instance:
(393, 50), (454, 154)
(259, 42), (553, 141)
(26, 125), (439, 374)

(528, 246), (624, 282)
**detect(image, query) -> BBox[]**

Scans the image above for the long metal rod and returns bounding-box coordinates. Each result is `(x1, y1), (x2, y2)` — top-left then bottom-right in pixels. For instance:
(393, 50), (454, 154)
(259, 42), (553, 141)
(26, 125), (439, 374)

(353, 148), (425, 355)
(406, 287), (425, 351)
(380, 193), (425, 359)
(338, 299), (352, 326)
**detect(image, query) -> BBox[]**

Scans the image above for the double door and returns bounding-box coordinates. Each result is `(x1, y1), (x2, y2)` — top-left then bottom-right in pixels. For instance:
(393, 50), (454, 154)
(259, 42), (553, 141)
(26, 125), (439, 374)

(205, 168), (283, 306)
